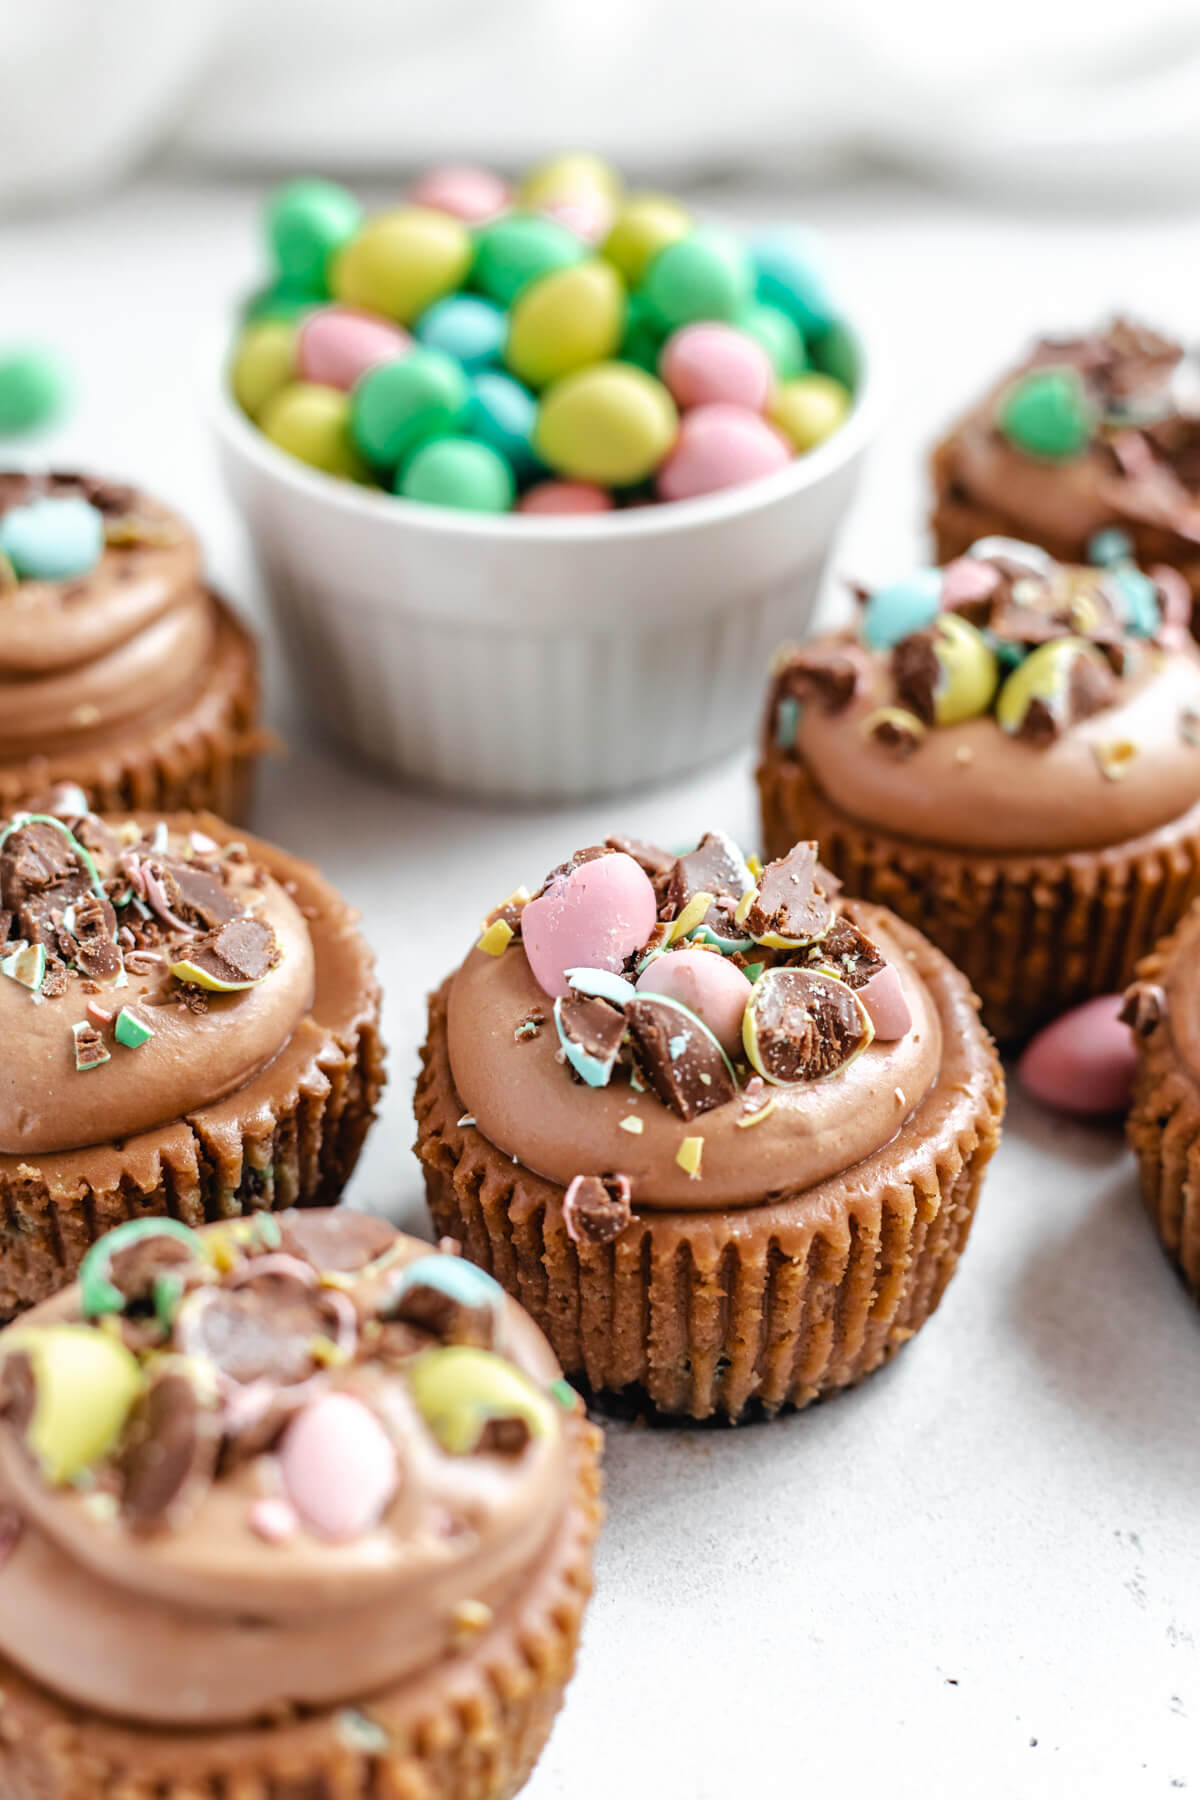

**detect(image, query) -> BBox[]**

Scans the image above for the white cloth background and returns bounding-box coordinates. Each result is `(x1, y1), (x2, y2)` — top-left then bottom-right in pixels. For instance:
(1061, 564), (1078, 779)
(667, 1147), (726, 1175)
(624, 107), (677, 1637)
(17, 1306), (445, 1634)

(5, 0), (1200, 211)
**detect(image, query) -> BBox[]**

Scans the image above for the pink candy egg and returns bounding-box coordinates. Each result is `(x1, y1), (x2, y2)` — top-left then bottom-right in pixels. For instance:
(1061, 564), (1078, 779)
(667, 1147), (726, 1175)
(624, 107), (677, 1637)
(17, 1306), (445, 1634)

(1017, 995), (1136, 1117)
(636, 950), (751, 1059)
(408, 164), (511, 224)
(539, 192), (612, 245)
(856, 964), (912, 1042)
(519, 481), (613, 516)
(522, 853), (658, 999)
(659, 323), (774, 412)
(656, 404), (791, 503)
(278, 1393), (397, 1541)
(941, 556), (999, 610)
(296, 307), (411, 391)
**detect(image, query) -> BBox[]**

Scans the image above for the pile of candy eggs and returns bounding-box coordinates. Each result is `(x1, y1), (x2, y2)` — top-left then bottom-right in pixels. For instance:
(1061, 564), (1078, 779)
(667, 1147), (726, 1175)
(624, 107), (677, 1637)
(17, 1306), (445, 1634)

(230, 153), (858, 516)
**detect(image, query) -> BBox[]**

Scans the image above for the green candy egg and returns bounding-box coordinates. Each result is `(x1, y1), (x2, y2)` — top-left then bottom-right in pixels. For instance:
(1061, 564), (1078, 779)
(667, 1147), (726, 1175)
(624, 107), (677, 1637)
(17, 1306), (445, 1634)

(640, 227), (754, 332)
(506, 259), (625, 389)
(535, 362), (678, 486)
(922, 614), (1000, 725)
(242, 279), (325, 324)
(619, 292), (668, 373)
(472, 212), (586, 309)
(331, 207), (473, 325)
(0, 345), (71, 435)
(260, 382), (368, 480)
(808, 318), (860, 391)
(995, 636), (1110, 736)
(996, 366), (1096, 462)
(230, 320), (296, 421)
(767, 373), (852, 452)
(399, 437), (515, 513)
(603, 192), (691, 285)
(3, 1325), (143, 1484)
(351, 348), (469, 471)
(733, 302), (808, 380)
(266, 178), (362, 292)
(407, 1346), (556, 1456)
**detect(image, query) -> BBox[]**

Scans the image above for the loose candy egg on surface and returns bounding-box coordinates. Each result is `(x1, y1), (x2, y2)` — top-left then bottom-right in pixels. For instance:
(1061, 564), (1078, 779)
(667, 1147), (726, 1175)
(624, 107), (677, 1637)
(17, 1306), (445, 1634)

(296, 307), (411, 391)
(0, 345), (72, 435)
(861, 568), (944, 651)
(604, 193), (692, 284)
(657, 404), (790, 503)
(535, 363), (678, 487)
(507, 260), (626, 389)
(3, 1326), (143, 1484)
(351, 349), (469, 470)
(260, 383), (367, 479)
(996, 366), (1095, 461)
(468, 371), (541, 480)
(1017, 995), (1136, 1116)
(751, 230), (838, 334)
(641, 227), (754, 332)
(232, 320), (297, 419)
(768, 373), (852, 452)
(408, 163), (511, 223)
(399, 436), (515, 513)
(521, 852), (658, 998)
(331, 207), (473, 324)
(266, 178), (363, 291)
(519, 480), (612, 514)
(279, 1392), (397, 1540)
(659, 323), (774, 412)
(731, 301), (808, 380)
(635, 949), (752, 1059)
(472, 212), (586, 309)
(415, 294), (506, 373)
(0, 496), (105, 581)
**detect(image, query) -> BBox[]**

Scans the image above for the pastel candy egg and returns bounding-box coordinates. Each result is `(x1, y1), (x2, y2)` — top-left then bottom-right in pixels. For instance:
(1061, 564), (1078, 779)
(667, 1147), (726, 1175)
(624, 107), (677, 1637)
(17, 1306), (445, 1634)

(472, 212), (586, 309)
(407, 1346), (556, 1456)
(659, 323), (773, 412)
(920, 614), (1000, 726)
(808, 318), (860, 390)
(751, 229), (838, 334)
(635, 949), (752, 1058)
(468, 371), (540, 480)
(408, 163), (511, 224)
(243, 279), (324, 325)
(519, 481), (612, 515)
(732, 302), (808, 380)
(231, 319), (297, 420)
(604, 193), (691, 285)
(415, 294), (505, 373)
(535, 363), (678, 487)
(641, 227), (754, 331)
(0, 345), (71, 434)
(331, 207), (473, 324)
(296, 306), (410, 391)
(1107, 564), (1161, 637)
(619, 293), (667, 373)
(389, 1254), (505, 1319)
(994, 637), (1111, 737)
(656, 403), (790, 503)
(0, 496), (104, 581)
(266, 178), (362, 291)
(996, 366), (1095, 461)
(521, 851), (658, 999)
(768, 373), (852, 452)
(399, 437), (515, 513)
(1017, 995), (1136, 1116)
(861, 569), (943, 651)
(539, 190), (613, 246)
(519, 152), (622, 213)
(351, 349), (469, 470)
(856, 964), (912, 1041)
(279, 1393), (397, 1540)
(4, 1325), (142, 1484)
(506, 260), (625, 389)
(260, 382), (367, 480)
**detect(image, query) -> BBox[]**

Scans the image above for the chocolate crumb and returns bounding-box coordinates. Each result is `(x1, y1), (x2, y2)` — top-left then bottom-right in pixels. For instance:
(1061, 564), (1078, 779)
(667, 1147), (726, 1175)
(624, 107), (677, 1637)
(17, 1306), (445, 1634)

(1119, 981), (1166, 1036)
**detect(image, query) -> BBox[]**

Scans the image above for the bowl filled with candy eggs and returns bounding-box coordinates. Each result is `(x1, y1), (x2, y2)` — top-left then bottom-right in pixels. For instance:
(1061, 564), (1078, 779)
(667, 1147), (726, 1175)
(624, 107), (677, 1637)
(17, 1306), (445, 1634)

(213, 153), (880, 800)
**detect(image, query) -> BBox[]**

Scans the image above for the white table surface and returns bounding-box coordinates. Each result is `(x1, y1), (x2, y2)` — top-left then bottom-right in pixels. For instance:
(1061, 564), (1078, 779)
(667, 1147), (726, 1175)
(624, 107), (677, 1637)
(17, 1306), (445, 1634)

(2, 172), (1199, 1798)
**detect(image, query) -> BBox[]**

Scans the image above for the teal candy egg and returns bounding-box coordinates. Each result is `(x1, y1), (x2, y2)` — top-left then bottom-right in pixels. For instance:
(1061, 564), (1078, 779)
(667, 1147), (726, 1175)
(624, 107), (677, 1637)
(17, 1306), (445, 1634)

(0, 496), (104, 581)
(0, 346), (71, 435)
(996, 367), (1095, 461)
(471, 212), (586, 309)
(640, 228), (754, 331)
(861, 568), (943, 650)
(1107, 564), (1160, 637)
(733, 301), (808, 379)
(415, 294), (506, 372)
(1087, 526), (1134, 568)
(399, 437), (516, 512)
(266, 178), (363, 292)
(468, 372), (540, 480)
(391, 1255), (506, 1314)
(351, 348), (469, 470)
(751, 230), (837, 334)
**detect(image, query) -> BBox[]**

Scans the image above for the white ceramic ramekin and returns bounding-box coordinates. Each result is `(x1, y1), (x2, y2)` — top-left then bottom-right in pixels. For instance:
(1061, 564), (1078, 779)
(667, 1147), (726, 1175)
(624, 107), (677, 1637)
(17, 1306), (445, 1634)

(212, 330), (880, 802)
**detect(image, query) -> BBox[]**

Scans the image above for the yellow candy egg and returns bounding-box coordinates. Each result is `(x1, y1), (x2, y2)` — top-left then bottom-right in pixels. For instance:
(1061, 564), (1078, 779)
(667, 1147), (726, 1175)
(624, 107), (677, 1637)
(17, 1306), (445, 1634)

(330, 206), (473, 324)
(995, 637), (1111, 737)
(407, 1346), (556, 1456)
(230, 319), (296, 421)
(767, 373), (852, 452)
(603, 193), (691, 284)
(519, 152), (623, 210)
(535, 362), (678, 486)
(4, 1325), (143, 1484)
(925, 614), (999, 725)
(259, 382), (368, 480)
(506, 260), (625, 390)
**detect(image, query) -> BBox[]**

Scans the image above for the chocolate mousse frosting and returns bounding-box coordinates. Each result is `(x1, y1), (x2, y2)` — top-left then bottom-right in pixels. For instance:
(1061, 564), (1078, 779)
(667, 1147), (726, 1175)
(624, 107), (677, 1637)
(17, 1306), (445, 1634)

(0, 1210), (600, 1792)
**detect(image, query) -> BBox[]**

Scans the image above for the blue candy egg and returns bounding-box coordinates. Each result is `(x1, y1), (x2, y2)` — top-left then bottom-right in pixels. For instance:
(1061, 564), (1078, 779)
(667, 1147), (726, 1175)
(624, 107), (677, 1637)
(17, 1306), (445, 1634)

(861, 568), (943, 650)
(0, 496), (104, 581)
(1107, 564), (1160, 637)
(468, 371), (541, 480)
(392, 1254), (505, 1314)
(416, 294), (506, 373)
(751, 230), (838, 335)
(1087, 526), (1134, 569)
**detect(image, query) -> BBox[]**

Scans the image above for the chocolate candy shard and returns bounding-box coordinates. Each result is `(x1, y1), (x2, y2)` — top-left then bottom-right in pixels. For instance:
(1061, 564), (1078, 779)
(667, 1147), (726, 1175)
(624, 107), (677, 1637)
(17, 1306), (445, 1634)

(280, 1208), (397, 1275)
(995, 637), (1116, 746)
(66, 890), (121, 982)
(743, 967), (873, 1086)
(742, 841), (836, 948)
(1119, 980), (1166, 1037)
(71, 1020), (110, 1071)
(624, 993), (737, 1121)
(170, 916), (280, 992)
(0, 1350), (35, 1434)
(806, 912), (886, 991)
(772, 644), (863, 715)
(604, 834), (675, 879)
(79, 1218), (206, 1320)
(663, 829), (754, 919)
(119, 1369), (220, 1533)
(385, 1254), (504, 1349)
(554, 992), (626, 1088)
(0, 817), (98, 950)
(563, 1172), (633, 1246)
(154, 858), (240, 930)
(174, 1274), (338, 1389)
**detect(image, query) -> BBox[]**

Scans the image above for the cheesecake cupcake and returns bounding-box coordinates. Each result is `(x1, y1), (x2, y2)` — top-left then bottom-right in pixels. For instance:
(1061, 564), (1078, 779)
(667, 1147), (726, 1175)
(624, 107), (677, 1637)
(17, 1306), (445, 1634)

(759, 540), (1200, 1041)
(415, 832), (1004, 1420)
(1123, 920), (1200, 1297)
(0, 471), (263, 817)
(0, 793), (384, 1318)
(931, 318), (1200, 625)
(0, 1207), (600, 1798)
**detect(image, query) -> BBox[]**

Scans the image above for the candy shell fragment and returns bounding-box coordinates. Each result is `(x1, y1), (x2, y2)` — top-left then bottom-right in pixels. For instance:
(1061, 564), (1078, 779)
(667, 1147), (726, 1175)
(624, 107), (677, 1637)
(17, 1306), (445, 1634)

(3, 1326), (143, 1484)
(279, 1393), (398, 1541)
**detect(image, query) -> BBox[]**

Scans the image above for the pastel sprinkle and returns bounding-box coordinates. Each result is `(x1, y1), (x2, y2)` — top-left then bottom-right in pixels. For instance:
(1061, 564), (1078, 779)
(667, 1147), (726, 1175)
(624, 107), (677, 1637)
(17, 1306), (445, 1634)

(669, 890), (715, 943)
(550, 1377), (578, 1409)
(476, 918), (514, 956)
(335, 1710), (390, 1754)
(675, 1136), (704, 1177)
(618, 1115), (644, 1134)
(114, 1006), (153, 1049)
(1093, 739), (1137, 781)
